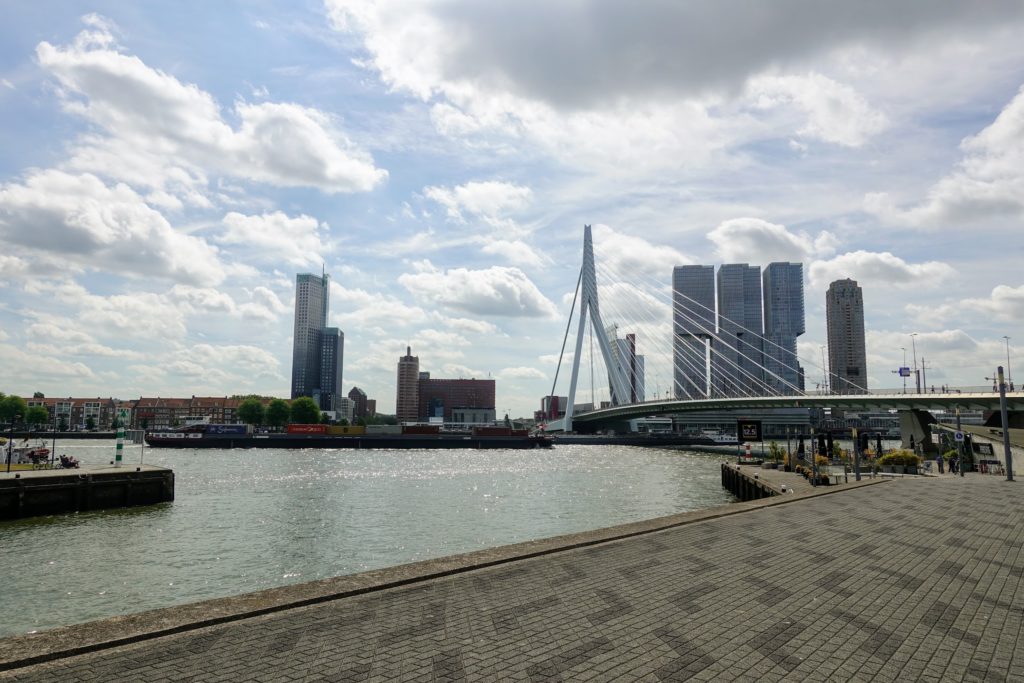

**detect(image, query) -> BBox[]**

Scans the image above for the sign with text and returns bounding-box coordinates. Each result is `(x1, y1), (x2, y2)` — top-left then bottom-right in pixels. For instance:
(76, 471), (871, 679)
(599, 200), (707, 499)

(737, 420), (763, 443)
(898, 367), (911, 377)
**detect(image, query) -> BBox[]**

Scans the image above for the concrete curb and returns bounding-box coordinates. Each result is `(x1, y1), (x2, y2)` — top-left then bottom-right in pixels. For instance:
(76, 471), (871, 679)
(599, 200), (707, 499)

(0, 475), (885, 672)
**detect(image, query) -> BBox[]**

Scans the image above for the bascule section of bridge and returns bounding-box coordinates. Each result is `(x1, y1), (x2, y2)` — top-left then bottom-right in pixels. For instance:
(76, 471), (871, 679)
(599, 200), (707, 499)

(545, 226), (1023, 441)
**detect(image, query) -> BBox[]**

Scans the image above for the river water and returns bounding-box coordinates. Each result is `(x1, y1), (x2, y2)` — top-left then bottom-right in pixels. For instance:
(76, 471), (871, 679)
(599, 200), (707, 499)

(0, 441), (733, 637)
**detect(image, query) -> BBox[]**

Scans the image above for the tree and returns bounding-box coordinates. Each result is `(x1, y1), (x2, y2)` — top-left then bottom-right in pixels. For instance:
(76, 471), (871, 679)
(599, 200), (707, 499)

(290, 397), (321, 424)
(25, 406), (49, 426)
(237, 398), (265, 426)
(85, 416), (96, 431)
(32, 391), (44, 399)
(0, 394), (29, 422)
(265, 399), (290, 429)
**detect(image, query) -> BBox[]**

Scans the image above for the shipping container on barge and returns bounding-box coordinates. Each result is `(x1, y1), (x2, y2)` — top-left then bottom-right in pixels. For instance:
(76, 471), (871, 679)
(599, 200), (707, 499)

(144, 423), (553, 450)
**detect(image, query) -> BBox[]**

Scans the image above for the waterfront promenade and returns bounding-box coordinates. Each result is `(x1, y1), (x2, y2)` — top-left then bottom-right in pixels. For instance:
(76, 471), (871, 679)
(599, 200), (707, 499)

(2, 475), (1021, 681)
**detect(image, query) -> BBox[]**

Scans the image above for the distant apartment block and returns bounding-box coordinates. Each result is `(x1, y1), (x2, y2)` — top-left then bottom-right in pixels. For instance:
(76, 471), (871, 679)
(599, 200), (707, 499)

(291, 272), (343, 412)
(715, 264), (764, 395)
(826, 278), (868, 394)
(762, 262), (805, 395)
(672, 265), (715, 398)
(395, 346), (420, 422)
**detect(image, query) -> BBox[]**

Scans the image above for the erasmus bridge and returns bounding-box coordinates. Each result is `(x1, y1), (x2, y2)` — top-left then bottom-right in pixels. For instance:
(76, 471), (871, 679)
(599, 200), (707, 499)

(545, 226), (1024, 439)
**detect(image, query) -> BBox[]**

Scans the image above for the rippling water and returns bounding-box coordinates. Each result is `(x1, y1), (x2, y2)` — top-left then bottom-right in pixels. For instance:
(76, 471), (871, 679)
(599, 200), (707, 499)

(0, 441), (733, 637)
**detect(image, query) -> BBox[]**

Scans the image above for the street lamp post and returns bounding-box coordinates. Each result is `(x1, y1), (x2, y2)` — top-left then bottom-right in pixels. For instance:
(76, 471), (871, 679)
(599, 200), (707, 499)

(910, 333), (920, 393)
(1004, 336), (1014, 391)
(902, 347), (907, 394)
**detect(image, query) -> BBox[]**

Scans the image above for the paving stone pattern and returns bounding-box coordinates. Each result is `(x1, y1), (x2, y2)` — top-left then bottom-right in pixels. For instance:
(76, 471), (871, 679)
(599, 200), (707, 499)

(4, 477), (1022, 682)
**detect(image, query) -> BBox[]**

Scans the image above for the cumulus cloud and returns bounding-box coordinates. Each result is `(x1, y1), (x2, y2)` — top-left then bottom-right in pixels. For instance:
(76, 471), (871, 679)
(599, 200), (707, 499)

(220, 211), (327, 266)
(592, 224), (692, 279)
(708, 218), (836, 264)
(908, 284), (1024, 324)
(24, 279), (188, 341)
(0, 170), (225, 285)
(330, 282), (430, 327)
(328, 1), (1018, 170)
(37, 21), (386, 197)
(0, 343), (96, 381)
(747, 73), (887, 146)
(424, 181), (531, 224)
(808, 250), (955, 289)
(398, 260), (558, 318)
(499, 366), (547, 380)
(479, 239), (548, 267)
(865, 85), (1024, 228)
(327, 1), (1023, 109)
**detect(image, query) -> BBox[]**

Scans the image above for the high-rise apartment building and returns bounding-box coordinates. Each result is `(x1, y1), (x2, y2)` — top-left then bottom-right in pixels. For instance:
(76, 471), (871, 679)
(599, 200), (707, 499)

(318, 327), (344, 411)
(672, 265), (716, 398)
(762, 263), (805, 395)
(395, 346), (420, 422)
(715, 264), (764, 395)
(826, 278), (868, 394)
(291, 272), (330, 402)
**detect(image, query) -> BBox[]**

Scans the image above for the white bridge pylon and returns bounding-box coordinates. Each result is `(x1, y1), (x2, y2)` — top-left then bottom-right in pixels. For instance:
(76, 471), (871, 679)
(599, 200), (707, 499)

(551, 225), (631, 432)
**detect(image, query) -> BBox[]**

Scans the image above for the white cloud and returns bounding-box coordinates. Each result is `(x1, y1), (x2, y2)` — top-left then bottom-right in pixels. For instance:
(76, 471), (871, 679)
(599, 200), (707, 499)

(220, 211), (327, 266)
(0, 170), (225, 286)
(748, 73), (887, 147)
(0, 343), (97, 382)
(479, 239), (548, 267)
(592, 224), (692, 280)
(808, 250), (955, 289)
(398, 261), (558, 318)
(909, 284), (1024, 325)
(424, 181), (531, 224)
(330, 281), (430, 327)
(865, 85), (1024, 228)
(239, 286), (288, 322)
(499, 366), (547, 380)
(708, 218), (835, 264)
(0, 254), (31, 281)
(37, 21), (386, 196)
(439, 316), (499, 335)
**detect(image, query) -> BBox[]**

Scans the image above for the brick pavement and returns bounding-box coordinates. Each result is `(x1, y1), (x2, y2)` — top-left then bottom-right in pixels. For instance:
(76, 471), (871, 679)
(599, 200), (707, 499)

(2, 476), (1021, 682)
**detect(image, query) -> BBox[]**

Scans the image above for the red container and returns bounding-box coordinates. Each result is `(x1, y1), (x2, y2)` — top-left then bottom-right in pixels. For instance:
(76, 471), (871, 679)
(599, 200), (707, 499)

(286, 424), (328, 434)
(401, 425), (440, 435)
(472, 426), (511, 437)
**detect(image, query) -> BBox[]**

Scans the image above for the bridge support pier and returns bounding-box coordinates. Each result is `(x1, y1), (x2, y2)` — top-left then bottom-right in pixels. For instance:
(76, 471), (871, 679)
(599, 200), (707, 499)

(900, 409), (937, 455)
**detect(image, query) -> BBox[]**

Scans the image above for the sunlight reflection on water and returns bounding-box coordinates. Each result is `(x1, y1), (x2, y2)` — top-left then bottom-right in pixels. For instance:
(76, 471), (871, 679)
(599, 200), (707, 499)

(0, 442), (733, 636)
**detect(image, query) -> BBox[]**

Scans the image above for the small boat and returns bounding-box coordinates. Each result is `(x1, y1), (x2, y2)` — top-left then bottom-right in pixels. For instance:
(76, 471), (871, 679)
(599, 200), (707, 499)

(10, 440), (51, 465)
(700, 430), (738, 445)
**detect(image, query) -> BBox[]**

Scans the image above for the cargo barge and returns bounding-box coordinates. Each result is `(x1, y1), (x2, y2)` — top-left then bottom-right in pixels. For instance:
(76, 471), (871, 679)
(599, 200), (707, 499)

(144, 423), (553, 450)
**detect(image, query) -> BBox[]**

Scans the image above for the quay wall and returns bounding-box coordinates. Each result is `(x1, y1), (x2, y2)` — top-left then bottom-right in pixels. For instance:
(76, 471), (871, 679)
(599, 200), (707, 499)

(0, 467), (174, 520)
(720, 462), (777, 501)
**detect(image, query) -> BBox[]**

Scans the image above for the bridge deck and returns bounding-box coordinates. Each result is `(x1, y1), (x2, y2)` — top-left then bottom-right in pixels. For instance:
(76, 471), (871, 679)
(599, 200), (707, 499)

(2, 476), (1021, 681)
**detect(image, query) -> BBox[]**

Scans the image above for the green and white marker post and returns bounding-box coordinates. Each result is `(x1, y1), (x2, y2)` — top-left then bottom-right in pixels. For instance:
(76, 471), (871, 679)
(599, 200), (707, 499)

(115, 421), (124, 467)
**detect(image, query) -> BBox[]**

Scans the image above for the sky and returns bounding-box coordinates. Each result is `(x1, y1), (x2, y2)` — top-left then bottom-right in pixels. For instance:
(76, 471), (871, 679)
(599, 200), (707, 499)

(1, 1), (1023, 416)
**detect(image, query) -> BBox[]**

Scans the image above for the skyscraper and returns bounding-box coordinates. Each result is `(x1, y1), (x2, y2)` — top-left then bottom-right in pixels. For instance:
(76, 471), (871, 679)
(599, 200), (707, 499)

(826, 278), (868, 394)
(672, 265), (715, 399)
(606, 327), (645, 403)
(762, 262), (805, 395)
(318, 327), (344, 411)
(291, 272), (330, 401)
(715, 264), (764, 396)
(396, 346), (420, 422)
